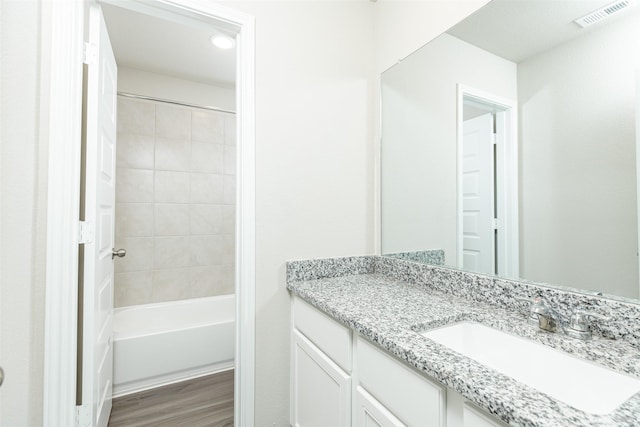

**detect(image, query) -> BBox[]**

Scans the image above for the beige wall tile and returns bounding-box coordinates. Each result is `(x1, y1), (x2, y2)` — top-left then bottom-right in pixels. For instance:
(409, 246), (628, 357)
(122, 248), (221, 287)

(152, 268), (191, 302)
(114, 99), (236, 306)
(191, 142), (223, 174)
(221, 264), (235, 295)
(156, 104), (191, 139)
(116, 133), (154, 169)
(192, 110), (224, 143)
(154, 236), (190, 269)
(190, 234), (223, 266)
(114, 271), (153, 307)
(117, 98), (155, 135)
(155, 170), (190, 203)
(155, 137), (191, 171)
(224, 112), (236, 146)
(116, 203), (153, 237)
(222, 234), (235, 264)
(223, 175), (236, 205)
(114, 237), (153, 273)
(154, 204), (189, 236)
(222, 205), (235, 235)
(190, 204), (222, 235)
(190, 173), (223, 203)
(189, 266), (224, 298)
(223, 145), (236, 175)
(116, 168), (154, 203)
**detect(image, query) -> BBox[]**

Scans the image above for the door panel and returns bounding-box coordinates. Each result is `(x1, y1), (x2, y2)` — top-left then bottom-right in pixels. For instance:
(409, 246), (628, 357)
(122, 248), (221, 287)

(81, 4), (117, 427)
(462, 114), (495, 275)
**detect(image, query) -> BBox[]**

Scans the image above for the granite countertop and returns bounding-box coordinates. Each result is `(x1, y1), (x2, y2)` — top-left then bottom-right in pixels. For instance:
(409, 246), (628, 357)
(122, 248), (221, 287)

(287, 270), (640, 426)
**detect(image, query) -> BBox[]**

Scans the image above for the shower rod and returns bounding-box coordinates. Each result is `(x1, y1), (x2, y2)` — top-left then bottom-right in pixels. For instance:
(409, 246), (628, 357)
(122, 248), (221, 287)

(117, 91), (235, 114)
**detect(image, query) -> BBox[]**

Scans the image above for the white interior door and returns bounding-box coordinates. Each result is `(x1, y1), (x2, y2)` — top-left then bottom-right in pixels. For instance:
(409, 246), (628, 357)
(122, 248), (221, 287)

(80, 5), (118, 427)
(462, 113), (495, 274)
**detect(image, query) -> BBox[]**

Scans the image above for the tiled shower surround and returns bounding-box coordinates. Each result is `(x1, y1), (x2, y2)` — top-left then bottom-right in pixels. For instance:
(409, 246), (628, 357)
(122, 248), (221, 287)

(114, 96), (236, 307)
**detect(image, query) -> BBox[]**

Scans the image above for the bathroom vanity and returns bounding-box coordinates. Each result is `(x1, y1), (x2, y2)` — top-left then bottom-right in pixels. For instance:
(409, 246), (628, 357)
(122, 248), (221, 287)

(296, 2), (640, 425)
(291, 296), (507, 427)
(287, 256), (640, 426)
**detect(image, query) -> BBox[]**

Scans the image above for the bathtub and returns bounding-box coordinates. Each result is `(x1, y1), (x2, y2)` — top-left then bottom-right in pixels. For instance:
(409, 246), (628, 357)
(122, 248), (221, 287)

(112, 294), (235, 397)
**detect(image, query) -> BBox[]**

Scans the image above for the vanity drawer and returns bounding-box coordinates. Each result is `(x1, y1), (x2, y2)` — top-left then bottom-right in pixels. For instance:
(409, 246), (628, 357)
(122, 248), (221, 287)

(293, 296), (352, 372)
(356, 336), (446, 427)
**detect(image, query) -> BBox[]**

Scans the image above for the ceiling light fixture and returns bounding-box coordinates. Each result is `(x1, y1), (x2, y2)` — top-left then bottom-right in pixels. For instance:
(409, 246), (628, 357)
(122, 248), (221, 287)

(210, 34), (236, 50)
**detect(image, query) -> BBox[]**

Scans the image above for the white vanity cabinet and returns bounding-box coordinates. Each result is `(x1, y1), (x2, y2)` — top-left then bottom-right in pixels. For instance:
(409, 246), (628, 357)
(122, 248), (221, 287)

(291, 296), (508, 427)
(291, 330), (351, 427)
(446, 389), (509, 427)
(462, 404), (509, 427)
(354, 386), (405, 427)
(291, 298), (352, 427)
(356, 336), (446, 426)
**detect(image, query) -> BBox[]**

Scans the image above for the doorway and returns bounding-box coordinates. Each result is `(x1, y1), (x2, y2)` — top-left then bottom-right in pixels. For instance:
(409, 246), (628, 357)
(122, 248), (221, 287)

(42, 1), (255, 426)
(456, 85), (519, 278)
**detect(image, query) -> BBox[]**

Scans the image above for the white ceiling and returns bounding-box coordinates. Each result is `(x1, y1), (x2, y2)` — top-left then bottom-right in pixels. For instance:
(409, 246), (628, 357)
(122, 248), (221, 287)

(448, 0), (639, 63)
(100, 0), (637, 85)
(101, 3), (236, 87)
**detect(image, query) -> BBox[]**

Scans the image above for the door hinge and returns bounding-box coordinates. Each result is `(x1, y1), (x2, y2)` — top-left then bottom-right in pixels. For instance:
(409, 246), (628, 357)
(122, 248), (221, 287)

(492, 133), (498, 145)
(83, 42), (98, 65)
(78, 221), (95, 244)
(492, 218), (500, 230)
(76, 404), (91, 427)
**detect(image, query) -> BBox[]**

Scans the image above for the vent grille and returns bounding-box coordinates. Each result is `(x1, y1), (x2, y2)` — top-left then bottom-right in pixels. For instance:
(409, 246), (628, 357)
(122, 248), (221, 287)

(574, 0), (633, 27)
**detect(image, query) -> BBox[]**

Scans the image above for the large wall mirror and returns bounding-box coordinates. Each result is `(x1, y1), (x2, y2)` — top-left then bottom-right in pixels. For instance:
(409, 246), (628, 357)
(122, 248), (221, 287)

(381, 0), (640, 300)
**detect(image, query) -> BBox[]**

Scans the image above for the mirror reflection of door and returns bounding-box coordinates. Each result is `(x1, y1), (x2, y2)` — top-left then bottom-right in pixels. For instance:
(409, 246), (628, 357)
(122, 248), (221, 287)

(462, 112), (495, 274)
(458, 91), (518, 278)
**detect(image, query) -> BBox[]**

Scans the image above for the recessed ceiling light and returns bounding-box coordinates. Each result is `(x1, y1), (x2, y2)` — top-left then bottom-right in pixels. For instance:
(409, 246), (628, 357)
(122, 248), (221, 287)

(210, 34), (236, 50)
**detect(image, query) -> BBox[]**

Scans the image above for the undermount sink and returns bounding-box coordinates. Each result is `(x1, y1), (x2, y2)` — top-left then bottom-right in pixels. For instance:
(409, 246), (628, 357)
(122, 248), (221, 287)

(421, 321), (640, 414)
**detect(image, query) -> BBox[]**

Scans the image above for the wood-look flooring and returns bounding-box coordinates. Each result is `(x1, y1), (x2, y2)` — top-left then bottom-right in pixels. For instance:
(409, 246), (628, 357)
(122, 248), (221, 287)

(108, 370), (234, 427)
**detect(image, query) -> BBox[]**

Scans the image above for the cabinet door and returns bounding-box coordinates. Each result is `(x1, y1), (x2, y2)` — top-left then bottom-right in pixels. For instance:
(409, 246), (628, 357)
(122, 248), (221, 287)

(357, 336), (446, 426)
(294, 297), (352, 372)
(292, 330), (351, 427)
(355, 386), (405, 427)
(463, 403), (509, 427)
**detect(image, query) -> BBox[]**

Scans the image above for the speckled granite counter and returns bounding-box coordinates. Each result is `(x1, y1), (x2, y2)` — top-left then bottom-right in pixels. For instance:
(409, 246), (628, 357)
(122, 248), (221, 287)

(286, 256), (640, 426)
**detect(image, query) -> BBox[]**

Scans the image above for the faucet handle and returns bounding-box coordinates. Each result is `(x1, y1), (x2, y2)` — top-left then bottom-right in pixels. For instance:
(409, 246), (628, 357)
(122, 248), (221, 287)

(570, 310), (611, 329)
(515, 296), (545, 326)
(566, 309), (612, 340)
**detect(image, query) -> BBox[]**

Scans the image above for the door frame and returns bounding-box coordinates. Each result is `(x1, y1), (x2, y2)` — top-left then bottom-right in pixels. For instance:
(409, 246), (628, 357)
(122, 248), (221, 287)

(456, 84), (519, 278)
(42, 1), (256, 425)
(636, 70), (640, 298)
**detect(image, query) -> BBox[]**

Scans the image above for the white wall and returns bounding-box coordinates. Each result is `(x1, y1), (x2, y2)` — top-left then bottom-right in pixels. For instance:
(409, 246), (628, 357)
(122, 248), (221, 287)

(518, 13), (640, 297)
(381, 34), (517, 260)
(118, 67), (235, 112)
(220, 1), (375, 424)
(0, 1), (46, 424)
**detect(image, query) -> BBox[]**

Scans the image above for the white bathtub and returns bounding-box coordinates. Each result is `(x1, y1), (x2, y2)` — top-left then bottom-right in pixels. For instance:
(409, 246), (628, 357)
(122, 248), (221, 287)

(112, 294), (235, 397)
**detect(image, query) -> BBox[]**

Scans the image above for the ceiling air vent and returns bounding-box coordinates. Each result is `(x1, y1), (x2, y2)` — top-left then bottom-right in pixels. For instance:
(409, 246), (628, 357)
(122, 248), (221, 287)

(574, 0), (633, 27)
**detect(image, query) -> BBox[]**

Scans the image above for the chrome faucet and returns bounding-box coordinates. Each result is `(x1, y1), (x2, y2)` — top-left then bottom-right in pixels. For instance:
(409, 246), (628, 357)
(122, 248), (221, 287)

(526, 297), (564, 333)
(518, 297), (611, 340)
